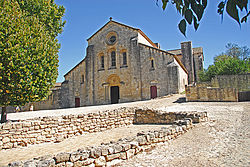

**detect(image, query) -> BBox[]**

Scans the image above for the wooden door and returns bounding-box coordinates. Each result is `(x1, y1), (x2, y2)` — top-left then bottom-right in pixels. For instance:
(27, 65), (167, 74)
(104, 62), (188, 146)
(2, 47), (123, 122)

(150, 86), (157, 99)
(75, 97), (80, 107)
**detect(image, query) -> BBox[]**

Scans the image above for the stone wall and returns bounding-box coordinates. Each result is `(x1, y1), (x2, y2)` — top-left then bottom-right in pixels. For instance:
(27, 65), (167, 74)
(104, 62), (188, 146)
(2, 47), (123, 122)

(134, 108), (207, 124)
(211, 74), (250, 91)
(0, 108), (134, 150)
(0, 108), (206, 151)
(5, 108), (208, 167)
(185, 85), (238, 102)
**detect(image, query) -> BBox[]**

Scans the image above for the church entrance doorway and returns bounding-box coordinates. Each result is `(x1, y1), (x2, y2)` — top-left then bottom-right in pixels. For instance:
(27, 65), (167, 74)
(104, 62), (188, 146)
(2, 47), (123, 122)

(110, 86), (119, 104)
(150, 86), (157, 99)
(75, 97), (80, 107)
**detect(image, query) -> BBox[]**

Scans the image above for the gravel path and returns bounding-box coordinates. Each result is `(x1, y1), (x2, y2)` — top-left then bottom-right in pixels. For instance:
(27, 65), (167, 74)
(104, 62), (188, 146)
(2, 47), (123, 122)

(6, 94), (181, 121)
(117, 101), (250, 167)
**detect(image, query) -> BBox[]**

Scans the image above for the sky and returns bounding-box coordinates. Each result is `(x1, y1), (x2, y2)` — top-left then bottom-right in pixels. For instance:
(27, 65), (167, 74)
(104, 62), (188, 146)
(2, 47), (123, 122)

(54, 0), (249, 82)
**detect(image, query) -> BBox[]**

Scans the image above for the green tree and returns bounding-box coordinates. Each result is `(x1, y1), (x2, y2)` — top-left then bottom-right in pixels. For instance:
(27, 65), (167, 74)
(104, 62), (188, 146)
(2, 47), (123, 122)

(199, 44), (250, 82)
(0, 0), (65, 123)
(156, 0), (249, 36)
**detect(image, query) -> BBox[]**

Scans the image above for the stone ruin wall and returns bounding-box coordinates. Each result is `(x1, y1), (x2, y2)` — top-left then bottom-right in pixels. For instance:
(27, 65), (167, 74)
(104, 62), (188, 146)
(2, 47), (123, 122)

(186, 74), (250, 102)
(211, 74), (250, 92)
(1, 108), (207, 167)
(185, 86), (239, 102)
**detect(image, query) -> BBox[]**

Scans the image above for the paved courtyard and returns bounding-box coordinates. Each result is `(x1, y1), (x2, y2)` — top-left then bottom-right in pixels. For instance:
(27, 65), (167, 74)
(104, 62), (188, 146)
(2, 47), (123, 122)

(0, 94), (249, 166)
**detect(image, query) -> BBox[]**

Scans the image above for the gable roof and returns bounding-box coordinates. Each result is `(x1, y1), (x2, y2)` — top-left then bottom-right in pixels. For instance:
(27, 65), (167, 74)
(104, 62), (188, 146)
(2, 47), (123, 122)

(87, 19), (157, 48)
(139, 43), (188, 74)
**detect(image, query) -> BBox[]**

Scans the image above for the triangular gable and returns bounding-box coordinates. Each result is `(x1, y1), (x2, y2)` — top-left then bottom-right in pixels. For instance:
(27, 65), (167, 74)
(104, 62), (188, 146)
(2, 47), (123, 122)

(87, 18), (157, 48)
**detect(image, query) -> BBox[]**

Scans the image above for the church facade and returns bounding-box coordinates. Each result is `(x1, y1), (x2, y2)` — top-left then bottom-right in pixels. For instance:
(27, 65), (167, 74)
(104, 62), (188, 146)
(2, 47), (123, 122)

(24, 19), (204, 110)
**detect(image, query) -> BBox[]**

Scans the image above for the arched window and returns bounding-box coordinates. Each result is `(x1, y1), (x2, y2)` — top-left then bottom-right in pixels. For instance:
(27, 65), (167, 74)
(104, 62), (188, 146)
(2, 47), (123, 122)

(111, 51), (116, 67)
(151, 59), (154, 69)
(100, 55), (104, 69)
(123, 52), (127, 65)
(81, 74), (84, 84)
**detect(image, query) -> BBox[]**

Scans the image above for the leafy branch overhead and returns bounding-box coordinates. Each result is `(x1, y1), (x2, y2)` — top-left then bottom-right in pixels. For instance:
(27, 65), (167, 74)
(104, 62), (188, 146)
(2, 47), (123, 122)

(157, 0), (249, 36)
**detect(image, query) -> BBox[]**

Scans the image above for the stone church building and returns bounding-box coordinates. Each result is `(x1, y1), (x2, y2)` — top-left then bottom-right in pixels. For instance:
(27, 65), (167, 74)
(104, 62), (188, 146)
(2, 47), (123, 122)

(24, 18), (204, 110)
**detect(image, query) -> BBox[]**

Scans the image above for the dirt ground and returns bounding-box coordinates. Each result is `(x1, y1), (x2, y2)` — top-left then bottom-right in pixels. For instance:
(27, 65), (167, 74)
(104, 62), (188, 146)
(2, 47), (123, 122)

(1, 94), (249, 166)
(118, 100), (250, 167)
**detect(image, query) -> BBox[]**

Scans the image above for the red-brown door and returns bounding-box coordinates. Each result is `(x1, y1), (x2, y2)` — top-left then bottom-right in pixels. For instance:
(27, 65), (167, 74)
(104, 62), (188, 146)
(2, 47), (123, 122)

(75, 97), (80, 107)
(150, 86), (157, 99)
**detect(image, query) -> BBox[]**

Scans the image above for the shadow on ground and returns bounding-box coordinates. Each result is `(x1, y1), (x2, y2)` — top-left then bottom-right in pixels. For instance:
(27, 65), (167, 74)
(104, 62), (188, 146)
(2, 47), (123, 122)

(173, 97), (186, 103)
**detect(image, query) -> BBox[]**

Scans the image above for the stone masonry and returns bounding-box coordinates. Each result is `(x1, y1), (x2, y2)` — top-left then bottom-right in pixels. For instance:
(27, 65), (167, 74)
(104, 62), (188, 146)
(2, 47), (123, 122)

(3, 107), (208, 167)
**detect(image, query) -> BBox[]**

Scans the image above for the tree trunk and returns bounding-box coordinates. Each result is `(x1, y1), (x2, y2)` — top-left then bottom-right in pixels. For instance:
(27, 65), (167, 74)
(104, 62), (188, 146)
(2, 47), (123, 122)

(1, 106), (7, 123)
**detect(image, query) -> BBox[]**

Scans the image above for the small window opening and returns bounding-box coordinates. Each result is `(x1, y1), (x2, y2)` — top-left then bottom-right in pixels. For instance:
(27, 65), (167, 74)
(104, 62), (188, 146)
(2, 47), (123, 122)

(81, 75), (84, 84)
(101, 56), (104, 69)
(111, 51), (116, 67)
(151, 59), (154, 69)
(123, 52), (127, 65)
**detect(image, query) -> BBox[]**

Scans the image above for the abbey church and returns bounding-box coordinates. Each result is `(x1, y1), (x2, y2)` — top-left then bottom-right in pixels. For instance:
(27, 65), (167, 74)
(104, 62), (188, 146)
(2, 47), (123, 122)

(26, 18), (204, 110)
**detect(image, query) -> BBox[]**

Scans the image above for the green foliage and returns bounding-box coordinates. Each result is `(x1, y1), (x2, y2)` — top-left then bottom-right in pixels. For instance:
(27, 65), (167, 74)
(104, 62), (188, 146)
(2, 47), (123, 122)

(157, 0), (249, 36)
(0, 0), (65, 107)
(199, 44), (250, 82)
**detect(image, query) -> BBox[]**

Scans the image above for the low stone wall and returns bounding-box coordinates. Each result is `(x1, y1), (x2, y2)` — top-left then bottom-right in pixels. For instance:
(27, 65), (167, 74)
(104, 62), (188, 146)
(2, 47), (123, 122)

(211, 74), (250, 92)
(185, 85), (238, 102)
(134, 108), (207, 124)
(7, 118), (201, 167)
(0, 108), (207, 151)
(0, 108), (134, 150)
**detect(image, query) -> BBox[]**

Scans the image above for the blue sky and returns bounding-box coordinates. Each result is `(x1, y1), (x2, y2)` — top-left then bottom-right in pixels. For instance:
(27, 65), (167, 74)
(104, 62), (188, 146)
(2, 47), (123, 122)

(54, 0), (249, 82)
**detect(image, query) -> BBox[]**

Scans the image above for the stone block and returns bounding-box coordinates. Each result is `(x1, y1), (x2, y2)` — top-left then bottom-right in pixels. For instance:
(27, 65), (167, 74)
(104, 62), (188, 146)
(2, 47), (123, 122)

(55, 162), (65, 167)
(106, 159), (122, 167)
(54, 152), (70, 163)
(37, 159), (55, 167)
(70, 152), (80, 162)
(108, 147), (114, 154)
(23, 160), (37, 167)
(105, 153), (120, 161)
(136, 136), (147, 146)
(101, 146), (109, 156)
(119, 152), (127, 160)
(8, 161), (23, 167)
(113, 144), (122, 153)
(82, 158), (95, 166)
(94, 156), (106, 167)
(2, 123), (12, 130)
(121, 143), (130, 151)
(80, 152), (89, 161)
(65, 162), (74, 167)
(2, 137), (10, 143)
(125, 149), (135, 159)
(3, 142), (13, 149)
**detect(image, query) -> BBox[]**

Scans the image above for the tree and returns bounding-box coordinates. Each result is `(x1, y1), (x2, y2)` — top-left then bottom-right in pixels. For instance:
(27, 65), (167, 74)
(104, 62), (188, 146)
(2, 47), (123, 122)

(0, 0), (65, 123)
(225, 43), (250, 61)
(156, 0), (249, 36)
(199, 43), (250, 82)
